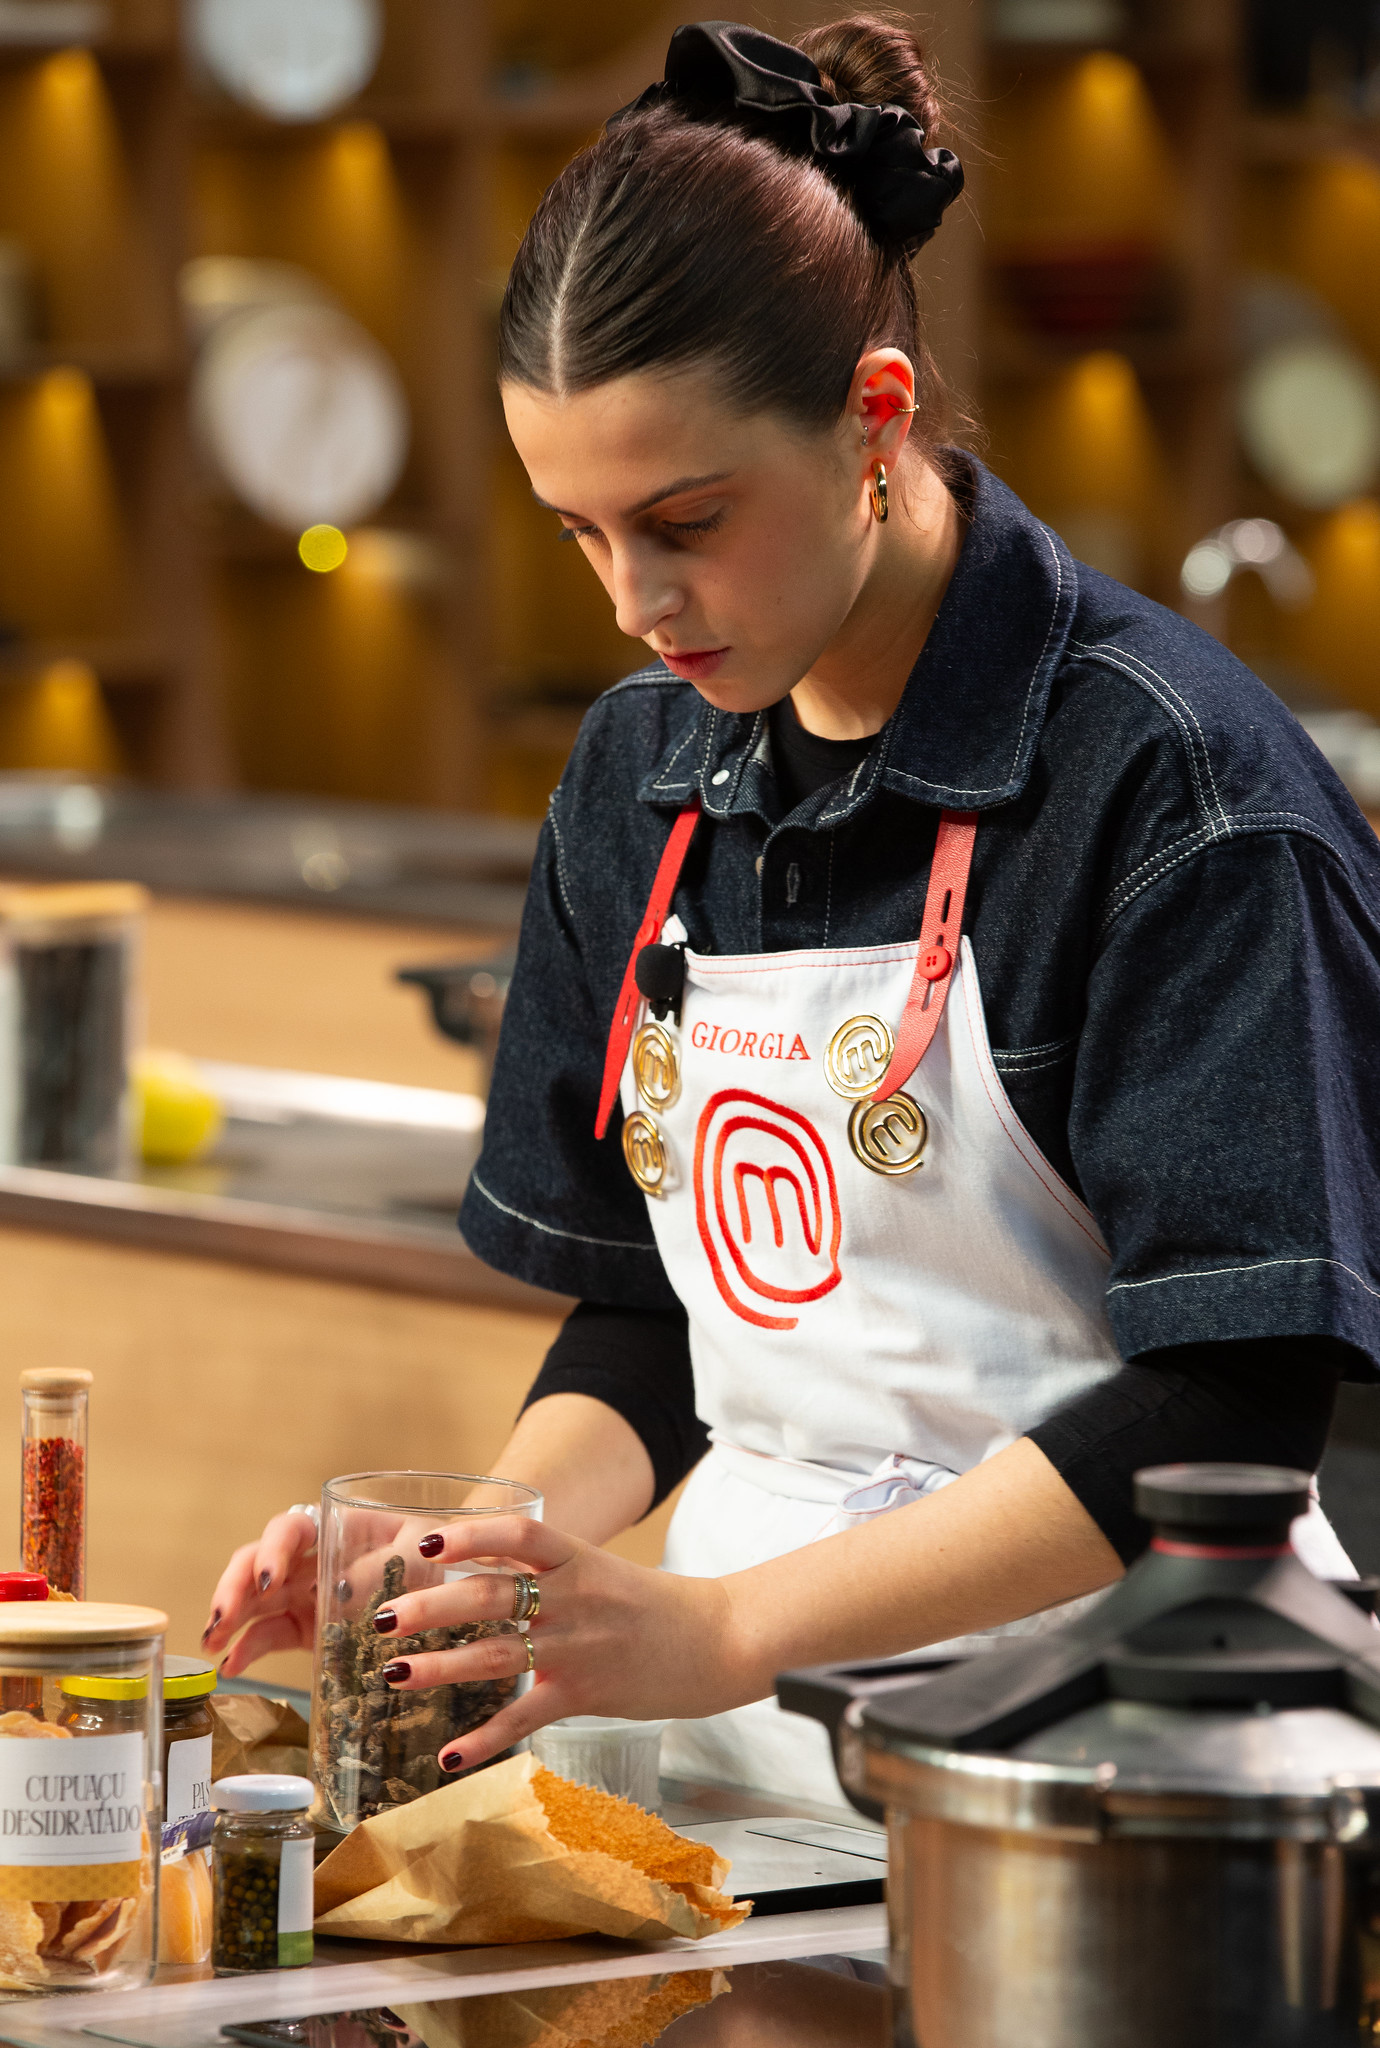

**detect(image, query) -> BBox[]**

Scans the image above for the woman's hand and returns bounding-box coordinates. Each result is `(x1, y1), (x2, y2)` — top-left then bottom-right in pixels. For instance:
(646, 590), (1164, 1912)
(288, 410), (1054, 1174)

(372, 1515), (739, 1771)
(201, 1510), (321, 1675)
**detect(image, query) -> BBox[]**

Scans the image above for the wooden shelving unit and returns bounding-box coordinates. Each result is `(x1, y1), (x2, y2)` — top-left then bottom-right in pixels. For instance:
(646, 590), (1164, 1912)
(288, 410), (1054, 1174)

(1, 0), (1370, 814)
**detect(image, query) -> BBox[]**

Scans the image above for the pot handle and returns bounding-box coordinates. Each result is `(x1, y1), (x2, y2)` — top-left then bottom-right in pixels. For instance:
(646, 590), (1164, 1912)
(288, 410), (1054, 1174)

(776, 1654), (964, 1824)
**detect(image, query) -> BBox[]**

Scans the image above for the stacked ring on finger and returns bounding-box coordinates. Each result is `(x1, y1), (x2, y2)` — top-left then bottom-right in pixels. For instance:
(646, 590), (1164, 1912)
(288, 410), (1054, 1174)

(511, 1571), (541, 1625)
(524, 1635), (536, 1674)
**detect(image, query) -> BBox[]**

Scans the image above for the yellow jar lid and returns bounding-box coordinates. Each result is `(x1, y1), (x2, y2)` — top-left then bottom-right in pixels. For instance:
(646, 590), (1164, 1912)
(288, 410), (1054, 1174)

(60, 1673), (149, 1701)
(164, 1658), (216, 1701)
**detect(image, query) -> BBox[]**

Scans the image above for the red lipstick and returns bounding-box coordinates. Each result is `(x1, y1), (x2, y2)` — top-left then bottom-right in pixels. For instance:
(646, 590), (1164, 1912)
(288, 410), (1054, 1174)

(660, 648), (729, 682)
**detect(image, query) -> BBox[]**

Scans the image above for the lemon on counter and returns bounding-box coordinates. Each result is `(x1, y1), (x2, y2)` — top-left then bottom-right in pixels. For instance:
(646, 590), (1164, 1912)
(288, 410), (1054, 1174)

(133, 1051), (224, 1164)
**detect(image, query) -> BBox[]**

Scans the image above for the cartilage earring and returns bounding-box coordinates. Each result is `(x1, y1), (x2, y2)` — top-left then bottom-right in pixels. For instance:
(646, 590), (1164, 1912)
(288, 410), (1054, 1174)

(869, 462), (889, 524)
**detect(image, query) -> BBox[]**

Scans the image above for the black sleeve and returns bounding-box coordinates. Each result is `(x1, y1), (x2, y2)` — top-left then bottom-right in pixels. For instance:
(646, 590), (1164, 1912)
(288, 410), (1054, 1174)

(1028, 1337), (1354, 1565)
(520, 1300), (707, 1514)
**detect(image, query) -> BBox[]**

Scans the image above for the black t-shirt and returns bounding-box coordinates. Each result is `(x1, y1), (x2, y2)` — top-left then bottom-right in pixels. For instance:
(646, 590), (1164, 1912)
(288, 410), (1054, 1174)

(768, 695), (875, 810)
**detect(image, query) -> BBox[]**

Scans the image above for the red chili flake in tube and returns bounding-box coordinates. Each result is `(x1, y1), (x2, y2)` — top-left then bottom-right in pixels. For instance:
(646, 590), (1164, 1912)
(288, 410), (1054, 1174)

(22, 1436), (85, 1596)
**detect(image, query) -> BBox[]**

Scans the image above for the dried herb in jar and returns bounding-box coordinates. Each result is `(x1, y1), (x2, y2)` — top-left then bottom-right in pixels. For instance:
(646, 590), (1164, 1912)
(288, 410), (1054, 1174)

(315, 1554), (520, 1827)
(22, 1435), (85, 1597)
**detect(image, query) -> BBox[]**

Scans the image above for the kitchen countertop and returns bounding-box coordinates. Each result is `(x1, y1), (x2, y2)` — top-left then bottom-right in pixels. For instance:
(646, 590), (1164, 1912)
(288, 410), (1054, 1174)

(0, 1062), (561, 1313)
(0, 1769), (889, 2047)
(0, 1907), (889, 2047)
(0, 778), (539, 931)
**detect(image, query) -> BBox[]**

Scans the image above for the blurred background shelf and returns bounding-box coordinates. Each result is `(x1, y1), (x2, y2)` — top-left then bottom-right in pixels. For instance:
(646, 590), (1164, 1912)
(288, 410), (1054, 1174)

(0, 0), (1372, 821)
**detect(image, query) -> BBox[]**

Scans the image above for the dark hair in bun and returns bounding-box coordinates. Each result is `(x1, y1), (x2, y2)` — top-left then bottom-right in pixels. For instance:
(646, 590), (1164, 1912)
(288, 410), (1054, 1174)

(499, 16), (964, 443)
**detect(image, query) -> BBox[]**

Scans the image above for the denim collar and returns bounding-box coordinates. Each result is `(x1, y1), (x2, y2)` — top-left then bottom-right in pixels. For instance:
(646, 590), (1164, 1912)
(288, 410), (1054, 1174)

(637, 454), (1078, 823)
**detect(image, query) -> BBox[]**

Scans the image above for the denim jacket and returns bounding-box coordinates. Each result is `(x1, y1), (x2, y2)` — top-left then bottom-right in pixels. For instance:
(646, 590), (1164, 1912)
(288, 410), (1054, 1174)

(461, 457), (1380, 1377)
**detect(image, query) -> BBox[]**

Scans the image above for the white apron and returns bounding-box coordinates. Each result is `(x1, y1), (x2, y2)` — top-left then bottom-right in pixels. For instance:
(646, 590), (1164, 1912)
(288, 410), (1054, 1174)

(603, 808), (1351, 1804)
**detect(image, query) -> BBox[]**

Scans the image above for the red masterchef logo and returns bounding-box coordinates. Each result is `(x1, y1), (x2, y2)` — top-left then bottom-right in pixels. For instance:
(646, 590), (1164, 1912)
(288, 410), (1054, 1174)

(693, 1089), (842, 1330)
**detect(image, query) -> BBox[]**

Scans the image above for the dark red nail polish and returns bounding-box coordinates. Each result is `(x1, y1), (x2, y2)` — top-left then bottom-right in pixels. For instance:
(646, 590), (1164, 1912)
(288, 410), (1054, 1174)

(440, 1751), (463, 1772)
(258, 1570), (271, 1594)
(381, 1660), (411, 1684)
(201, 1609), (221, 1644)
(419, 1533), (444, 1558)
(372, 1608), (397, 1634)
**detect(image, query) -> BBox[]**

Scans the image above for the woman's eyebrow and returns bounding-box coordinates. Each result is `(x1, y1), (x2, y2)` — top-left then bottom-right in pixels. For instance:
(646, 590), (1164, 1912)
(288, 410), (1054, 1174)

(533, 471), (733, 520)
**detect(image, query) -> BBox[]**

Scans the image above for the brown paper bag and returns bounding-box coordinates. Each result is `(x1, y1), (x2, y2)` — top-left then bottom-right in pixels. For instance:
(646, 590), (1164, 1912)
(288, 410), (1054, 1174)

(392, 1968), (727, 2048)
(313, 1754), (750, 1946)
(209, 1693), (312, 1782)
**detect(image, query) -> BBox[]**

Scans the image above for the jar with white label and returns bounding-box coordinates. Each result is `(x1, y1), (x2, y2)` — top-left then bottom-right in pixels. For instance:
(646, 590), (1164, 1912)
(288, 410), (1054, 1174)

(211, 1775), (315, 1974)
(0, 1600), (165, 1993)
(162, 1657), (215, 1827)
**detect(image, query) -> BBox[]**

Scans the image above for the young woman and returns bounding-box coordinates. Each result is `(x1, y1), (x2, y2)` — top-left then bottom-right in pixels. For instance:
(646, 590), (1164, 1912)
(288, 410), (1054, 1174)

(206, 17), (1380, 1806)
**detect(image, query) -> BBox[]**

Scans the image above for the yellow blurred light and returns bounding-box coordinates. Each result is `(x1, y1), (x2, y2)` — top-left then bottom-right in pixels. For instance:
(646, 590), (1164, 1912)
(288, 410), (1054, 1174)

(1290, 499), (1380, 717)
(331, 120), (389, 182)
(40, 47), (99, 112)
(1024, 351), (1162, 512)
(987, 52), (1176, 249)
(0, 659), (123, 774)
(37, 364), (94, 427)
(299, 524), (349, 573)
(1285, 156), (1380, 363)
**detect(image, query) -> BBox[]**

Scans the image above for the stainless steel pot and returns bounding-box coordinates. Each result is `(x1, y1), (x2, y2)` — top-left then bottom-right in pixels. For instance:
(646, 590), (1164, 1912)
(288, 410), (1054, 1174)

(780, 1465), (1380, 2046)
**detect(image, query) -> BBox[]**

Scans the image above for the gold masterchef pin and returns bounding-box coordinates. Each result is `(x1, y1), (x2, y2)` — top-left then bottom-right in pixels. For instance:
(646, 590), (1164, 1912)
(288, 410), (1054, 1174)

(849, 1092), (928, 1176)
(632, 1021), (680, 1111)
(826, 1015), (896, 1100)
(623, 1111), (670, 1197)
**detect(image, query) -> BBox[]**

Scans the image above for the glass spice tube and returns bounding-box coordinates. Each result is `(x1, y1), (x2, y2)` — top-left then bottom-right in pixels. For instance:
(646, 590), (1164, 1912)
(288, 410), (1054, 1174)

(20, 1366), (91, 1597)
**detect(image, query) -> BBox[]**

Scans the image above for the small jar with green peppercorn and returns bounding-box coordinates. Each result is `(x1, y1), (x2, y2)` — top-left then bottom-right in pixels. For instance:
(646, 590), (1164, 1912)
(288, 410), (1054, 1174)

(211, 1775), (315, 1974)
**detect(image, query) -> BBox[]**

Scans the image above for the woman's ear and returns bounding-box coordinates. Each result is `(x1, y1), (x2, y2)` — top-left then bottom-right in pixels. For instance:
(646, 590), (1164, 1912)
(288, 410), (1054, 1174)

(847, 349), (919, 469)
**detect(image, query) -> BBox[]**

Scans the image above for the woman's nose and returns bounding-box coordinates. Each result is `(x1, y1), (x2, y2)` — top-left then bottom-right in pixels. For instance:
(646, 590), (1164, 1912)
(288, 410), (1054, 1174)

(610, 546), (682, 641)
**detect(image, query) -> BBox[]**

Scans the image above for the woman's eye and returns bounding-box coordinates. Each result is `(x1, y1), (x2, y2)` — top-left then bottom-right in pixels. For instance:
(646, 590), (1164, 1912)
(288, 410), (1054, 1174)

(663, 512), (725, 542)
(558, 524), (603, 545)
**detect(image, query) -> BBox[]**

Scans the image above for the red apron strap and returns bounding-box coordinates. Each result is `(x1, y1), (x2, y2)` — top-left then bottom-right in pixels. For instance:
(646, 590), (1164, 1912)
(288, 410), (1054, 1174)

(595, 800), (702, 1139)
(872, 809), (978, 1102)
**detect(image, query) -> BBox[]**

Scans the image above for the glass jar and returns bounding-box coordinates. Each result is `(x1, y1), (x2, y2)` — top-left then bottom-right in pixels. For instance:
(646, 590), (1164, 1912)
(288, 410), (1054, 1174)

(0, 881), (145, 1176)
(20, 1366), (90, 1597)
(0, 1600), (164, 1993)
(162, 1656), (216, 1826)
(211, 1775), (315, 1974)
(312, 1471), (543, 1831)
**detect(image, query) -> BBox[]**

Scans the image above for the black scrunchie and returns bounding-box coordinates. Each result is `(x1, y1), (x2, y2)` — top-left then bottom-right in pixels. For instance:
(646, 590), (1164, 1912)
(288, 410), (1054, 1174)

(610, 19), (964, 255)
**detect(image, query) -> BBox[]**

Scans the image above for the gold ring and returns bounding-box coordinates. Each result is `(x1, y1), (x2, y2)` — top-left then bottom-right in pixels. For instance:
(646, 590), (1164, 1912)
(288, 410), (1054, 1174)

(511, 1572), (540, 1623)
(524, 1634), (536, 1674)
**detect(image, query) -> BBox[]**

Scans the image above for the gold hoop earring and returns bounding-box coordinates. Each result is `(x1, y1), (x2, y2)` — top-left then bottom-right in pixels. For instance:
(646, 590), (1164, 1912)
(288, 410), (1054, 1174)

(869, 462), (889, 524)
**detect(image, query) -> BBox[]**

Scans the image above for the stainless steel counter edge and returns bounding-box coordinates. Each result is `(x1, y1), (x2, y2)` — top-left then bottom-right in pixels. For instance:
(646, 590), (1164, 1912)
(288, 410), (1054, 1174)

(0, 1163), (572, 1316)
(0, 1905), (888, 2045)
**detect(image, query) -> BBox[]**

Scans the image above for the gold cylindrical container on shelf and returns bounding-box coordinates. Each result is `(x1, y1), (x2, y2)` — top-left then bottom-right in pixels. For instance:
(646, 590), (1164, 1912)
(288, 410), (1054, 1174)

(0, 882), (147, 1177)
(20, 1367), (91, 1598)
(0, 1601), (166, 1994)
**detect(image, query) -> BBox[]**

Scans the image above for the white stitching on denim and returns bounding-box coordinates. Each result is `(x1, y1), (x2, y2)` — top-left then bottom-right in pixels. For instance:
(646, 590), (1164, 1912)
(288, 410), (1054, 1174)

(1105, 824), (1214, 901)
(609, 667), (676, 692)
(1109, 1254), (1380, 1303)
(823, 833), (836, 944)
(650, 722), (699, 791)
(993, 1031), (1080, 1060)
(877, 530), (1065, 801)
(992, 1049), (1075, 1075)
(1009, 525), (1063, 776)
(820, 744), (885, 823)
(1099, 820), (1349, 935)
(1102, 831), (1215, 924)
(1102, 814), (1351, 927)
(1089, 641), (1231, 837)
(470, 1170), (660, 1252)
(1072, 641), (1222, 838)
(546, 803), (577, 927)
